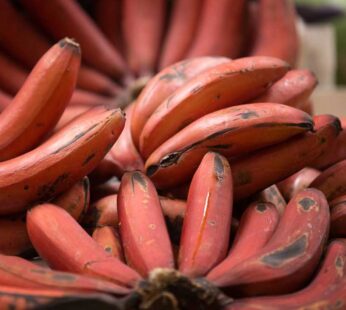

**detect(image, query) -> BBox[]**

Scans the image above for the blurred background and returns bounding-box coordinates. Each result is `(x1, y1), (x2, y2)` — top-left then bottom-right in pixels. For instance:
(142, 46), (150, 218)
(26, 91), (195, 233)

(295, 0), (346, 115)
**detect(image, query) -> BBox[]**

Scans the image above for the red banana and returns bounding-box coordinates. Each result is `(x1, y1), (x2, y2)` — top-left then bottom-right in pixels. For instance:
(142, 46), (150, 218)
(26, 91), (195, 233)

(330, 196), (346, 237)
(227, 239), (346, 309)
(0, 89), (11, 111)
(27, 203), (141, 287)
(257, 185), (287, 215)
(22, 0), (127, 78)
(0, 38), (80, 161)
(131, 56), (230, 148)
(179, 152), (233, 277)
(118, 171), (174, 276)
(139, 57), (290, 158)
(232, 115), (341, 200)
(145, 103), (313, 189)
(251, 0), (299, 66)
(0, 106), (125, 215)
(186, 0), (246, 59)
(159, 0), (203, 69)
(252, 69), (317, 107)
(207, 202), (280, 280)
(208, 188), (330, 296)
(122, 0), (166, 76)
(277, 167), (321, 201)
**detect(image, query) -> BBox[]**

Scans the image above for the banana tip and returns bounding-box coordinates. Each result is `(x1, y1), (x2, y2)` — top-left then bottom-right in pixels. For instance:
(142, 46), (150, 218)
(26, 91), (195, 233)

(59, 38), (81, 54)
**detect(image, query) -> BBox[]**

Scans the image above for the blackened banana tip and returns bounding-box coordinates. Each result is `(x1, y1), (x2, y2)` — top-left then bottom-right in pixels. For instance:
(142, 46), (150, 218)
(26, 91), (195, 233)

(59, 37), (81, 54)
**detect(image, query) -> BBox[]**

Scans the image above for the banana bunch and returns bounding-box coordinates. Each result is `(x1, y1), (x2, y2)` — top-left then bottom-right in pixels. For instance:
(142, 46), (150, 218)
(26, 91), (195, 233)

(0, 0), (299, 110)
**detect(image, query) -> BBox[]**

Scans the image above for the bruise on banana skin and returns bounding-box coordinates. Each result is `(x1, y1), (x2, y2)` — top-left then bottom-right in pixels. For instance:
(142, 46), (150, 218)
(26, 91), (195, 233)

(298, 197), (316, 212)
(261, 234), (308, 267)
(36, 173), (70, 200)
(213, 154), (225, 181)
(256, 203), (268, 213)
(131, 172), (147, 192)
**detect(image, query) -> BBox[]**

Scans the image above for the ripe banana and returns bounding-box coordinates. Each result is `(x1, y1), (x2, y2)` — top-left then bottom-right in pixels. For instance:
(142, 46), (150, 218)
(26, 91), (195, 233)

(145, 103), (313, 189)
(159, 0), (203, 69)
(131, 56), (230, 148)
(257, 185), (287, 215)
(277, 167), (321, 201)
(252, 69), (317, 107)
(179, 152), (232, 277)
(208, 188), (330, 296)
(0, 106), (125, 215)
(92, 226), (125, 261)
(118, 171), (174, 276)
(139, 57), (290, 158)
(0, 38), (80, 161)
(227, 239), (346, 309)
(232, 115), (341, 200)
(207, 202), (280, 280)
(122, 0), (166, 76)
(330, 196), (346, 237)
(21, 0), (127, 78)
(251, 0), (299, 66)
(0, 49), (27, 95)
(186, 0), (246, 59)
(27, 203), (141, 287)
(0, 254), (129, 295)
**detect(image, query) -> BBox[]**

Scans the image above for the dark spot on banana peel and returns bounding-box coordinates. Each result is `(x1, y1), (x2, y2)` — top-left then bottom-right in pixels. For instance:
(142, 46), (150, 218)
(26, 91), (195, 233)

(214, 154), (224, 181)
(256, 203), (267, 213)
(298, 198), (315, 211)
(261, 234), (307, 267)
(132, 171), (147, 190)
(332, 117), (342, 133)
(37, 173), (70, 199)
(234, 170), (252, 186)
(160, 152), (181, 167)
(105, 246), (112, 253)
(254, 122), (313, 131)
(52, 123), (98, 154)
(147, 165), (159, 177)
(335, 256), (344, 276)
(82, 153), (96, 166)
(240, 111), (259, 119)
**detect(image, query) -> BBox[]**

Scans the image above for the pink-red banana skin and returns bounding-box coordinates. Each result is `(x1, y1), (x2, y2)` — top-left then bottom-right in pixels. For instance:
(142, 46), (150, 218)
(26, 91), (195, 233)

(117, 171), (174, 277)
(122, 0), (166, 76)
(186, 0), (246, 59)
(252, 69), (317, 107)
(0, 254), (129, 295)
(108, 103), (144, 176)
(27, 203), (141, 288)
(158, 0), (203, 69)
(257, 185), (287, 216)
(22, 0), (127, 78)
(311, 159), (346, 201)
(0, 38), (80, 161)
(140, 57), (290, 158)
(178, 152), (232, 277)
(232, 115), (341, 201)
(312, 117), (346, 169)
(227, 239), (346, 309)
(131, 56), (230, 148)
(277, 167), (321, 201)
(251, 0), (299, 66)
(207, 202), (280, 280)
(330, 196), (346, 238)
(0, 106), (124, 215)
(208, 188), (330, 296)
(92, 226), (125, 261)
(145, 103), (313, 189)
(0, 89), (11, 111)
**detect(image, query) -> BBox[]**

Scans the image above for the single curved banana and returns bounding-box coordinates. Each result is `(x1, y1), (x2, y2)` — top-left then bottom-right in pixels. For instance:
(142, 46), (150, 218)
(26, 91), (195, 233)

(0, 106), (125, 215)
(227, 239), (346, 309)
(207, 202), (279, 281)
(277, 167), (321, 201)
(118, 171), (174, 277)
(232, 115), (340, 200)
(145, 103), (313, 189)
(252, 69), (317, 107)
(208, 188), (330, 296)
(139, 56), (290, 158)
(131, 56), (230, 148)
(27, 203), (141, 288)
(179, 152), (233, 277)
(0, 38), (80, 161)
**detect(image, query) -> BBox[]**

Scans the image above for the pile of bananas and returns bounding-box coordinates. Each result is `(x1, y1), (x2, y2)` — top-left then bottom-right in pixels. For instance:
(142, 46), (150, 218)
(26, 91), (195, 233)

(0, 1), (346, 310)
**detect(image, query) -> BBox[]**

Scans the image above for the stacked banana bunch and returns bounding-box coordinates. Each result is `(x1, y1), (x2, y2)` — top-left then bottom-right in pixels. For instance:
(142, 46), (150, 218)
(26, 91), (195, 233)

(0, 0), (345, 309)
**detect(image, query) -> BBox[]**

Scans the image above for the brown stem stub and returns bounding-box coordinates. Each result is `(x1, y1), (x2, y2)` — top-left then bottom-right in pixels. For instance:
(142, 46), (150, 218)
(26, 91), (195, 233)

(130, 268), (231, 310)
